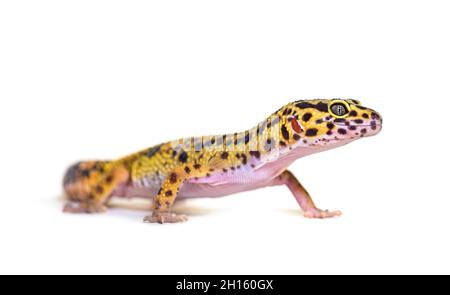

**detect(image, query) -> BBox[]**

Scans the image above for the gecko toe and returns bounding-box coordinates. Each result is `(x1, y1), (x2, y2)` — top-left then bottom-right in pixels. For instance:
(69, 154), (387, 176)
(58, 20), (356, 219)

(144, 212), (188, 224)
(304, 209), (342, 219)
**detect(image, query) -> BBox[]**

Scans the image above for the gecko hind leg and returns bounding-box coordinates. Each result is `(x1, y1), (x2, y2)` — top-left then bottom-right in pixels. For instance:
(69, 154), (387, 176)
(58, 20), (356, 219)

(63, 162), (129, 214)
(275, 170), (342, 219)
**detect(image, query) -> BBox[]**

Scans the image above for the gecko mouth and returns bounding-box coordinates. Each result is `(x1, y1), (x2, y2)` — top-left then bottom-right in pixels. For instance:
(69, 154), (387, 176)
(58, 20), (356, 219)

(335, 123), (382, 129)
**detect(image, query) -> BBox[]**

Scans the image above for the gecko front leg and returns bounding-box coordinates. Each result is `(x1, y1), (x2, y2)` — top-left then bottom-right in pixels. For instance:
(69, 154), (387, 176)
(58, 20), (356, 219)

(275, 170), (342, 218)
(143, 168), (189, 224)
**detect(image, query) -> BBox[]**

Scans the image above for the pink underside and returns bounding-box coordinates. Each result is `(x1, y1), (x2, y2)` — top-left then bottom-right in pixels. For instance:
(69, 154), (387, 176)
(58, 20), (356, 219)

(112, 140), (353, 200)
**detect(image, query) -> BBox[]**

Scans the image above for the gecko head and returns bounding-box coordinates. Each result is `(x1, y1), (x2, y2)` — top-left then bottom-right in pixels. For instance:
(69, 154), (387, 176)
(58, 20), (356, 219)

(276, 99), (382, 149)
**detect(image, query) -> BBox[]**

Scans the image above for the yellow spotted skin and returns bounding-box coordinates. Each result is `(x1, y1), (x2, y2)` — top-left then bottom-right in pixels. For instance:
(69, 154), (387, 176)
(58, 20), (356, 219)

(63, 98), (382, 222)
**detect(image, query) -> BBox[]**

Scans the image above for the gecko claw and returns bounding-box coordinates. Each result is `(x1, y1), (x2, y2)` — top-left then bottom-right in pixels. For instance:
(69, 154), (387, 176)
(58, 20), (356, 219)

(143, 212), (188, 224)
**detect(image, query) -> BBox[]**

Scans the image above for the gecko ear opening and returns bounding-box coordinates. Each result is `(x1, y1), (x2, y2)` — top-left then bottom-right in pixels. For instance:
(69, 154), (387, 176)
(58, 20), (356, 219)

(291, 117), (303, 133)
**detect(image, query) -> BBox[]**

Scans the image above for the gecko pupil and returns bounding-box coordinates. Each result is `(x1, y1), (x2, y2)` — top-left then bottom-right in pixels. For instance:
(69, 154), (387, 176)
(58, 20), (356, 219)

(331, 103), (348, 117)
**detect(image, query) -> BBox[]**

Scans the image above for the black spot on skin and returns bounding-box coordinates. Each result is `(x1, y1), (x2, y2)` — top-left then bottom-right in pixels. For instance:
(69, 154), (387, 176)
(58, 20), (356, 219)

(302, 113), (313, 122)
(371, 112), (381, 120)
(194, 164), (201, 170)
(334, 118), (346, 123)
(223, 168), (228, 173)
(316, 119), (323, 124)
(184, 167), (191, 174)
(349, 125), (357, 131)
(326, 130), (333, 136)
(327, 122), (335, 130)
(338, 128), (347, 135)
(178, 151), (188, 163)
(250, 151), (261, 159)
(293, 134), (301, 141)
(267, 122), (272, 129)
(281, 125), (290, 141)
(105, 175), (113, 184)
(295, 101), (328, 112)
(351, 99), (360, 105)
(283, 108), (292, 116)
(210, 137), (216, 145)
(241, 154), (247, 165)
(81, 169), (90, 178)
(353, 119), (364, 124)
(349, 110), (358, 117)
(237, 165), (241, 169)
(361, 128), (367, 134)
(96, 186), (104, 194)
(221, 152), (229, 160)
(147, 144), (162, 158)
(251, 164), (255, 168)
(266, 138), (272, 145)
(371, 121), (377, 130)
(279, 140), (287, 146)
(206, 173), (211, 177)
(171, 150), (177, 158)
(245, 132), (250, 144)
(362, 113), (369, 119)
(296, 102), (313, 109)
(356, 105), (367, 110)
(315, 102), (329, 112)
(305, 128), (318, 137)
(165, 190), (173, 197)
(169, 173), (177, 183)
(230, 167), (235, 171)
(303, 139), (307, 144)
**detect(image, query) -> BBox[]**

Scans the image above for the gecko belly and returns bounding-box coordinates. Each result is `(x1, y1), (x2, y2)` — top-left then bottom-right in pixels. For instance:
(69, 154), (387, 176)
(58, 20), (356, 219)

(116, 177), (275, 199)
(115, 148), (304, 199)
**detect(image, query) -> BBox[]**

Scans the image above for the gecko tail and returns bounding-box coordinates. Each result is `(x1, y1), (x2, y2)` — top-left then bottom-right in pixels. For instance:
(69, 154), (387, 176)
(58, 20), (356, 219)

(63, 160), (110, 201)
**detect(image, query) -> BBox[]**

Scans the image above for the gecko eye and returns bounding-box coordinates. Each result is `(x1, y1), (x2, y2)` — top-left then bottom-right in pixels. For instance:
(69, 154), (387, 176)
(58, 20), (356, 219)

(329, 101), (350, 118)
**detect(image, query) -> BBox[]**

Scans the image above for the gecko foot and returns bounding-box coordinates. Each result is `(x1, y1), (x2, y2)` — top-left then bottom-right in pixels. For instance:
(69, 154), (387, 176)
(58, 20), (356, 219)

(63, 202), (108, 214)
(143, 212), (188, 224)
(303, 208), (342, 219)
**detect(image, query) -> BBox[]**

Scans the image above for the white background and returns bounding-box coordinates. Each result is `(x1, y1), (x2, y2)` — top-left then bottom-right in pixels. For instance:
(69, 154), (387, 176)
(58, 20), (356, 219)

(0, 0), (449, 275)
